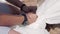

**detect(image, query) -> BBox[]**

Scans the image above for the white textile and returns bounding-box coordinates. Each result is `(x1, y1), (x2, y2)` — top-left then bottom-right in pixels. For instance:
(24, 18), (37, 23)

(0, 26), (10, 34)
(14, 0), (60, 34)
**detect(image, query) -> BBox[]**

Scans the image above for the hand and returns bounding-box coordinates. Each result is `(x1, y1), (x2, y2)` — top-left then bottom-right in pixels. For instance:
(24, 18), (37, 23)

(26, 13), (38, 25)
(22, 6), (37, 13)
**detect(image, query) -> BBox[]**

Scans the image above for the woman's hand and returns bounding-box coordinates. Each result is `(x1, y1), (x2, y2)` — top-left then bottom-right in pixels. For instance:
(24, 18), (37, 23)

(26, 13), (38, 25)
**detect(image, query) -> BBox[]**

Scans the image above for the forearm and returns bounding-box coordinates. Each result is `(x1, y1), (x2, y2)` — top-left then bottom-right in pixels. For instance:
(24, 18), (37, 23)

(6, 0), (29, 12)
(0, 15), (24, 27)
(6, 0), (24, 8)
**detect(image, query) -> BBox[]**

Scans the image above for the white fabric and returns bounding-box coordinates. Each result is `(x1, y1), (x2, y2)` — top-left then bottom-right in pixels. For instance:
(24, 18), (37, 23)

(14, 0), (60, 34)
(0, 26), (10, 34)
(14, 25), (49, 34)
(0, 0), (6, 3)
(37, 0), (60, 24)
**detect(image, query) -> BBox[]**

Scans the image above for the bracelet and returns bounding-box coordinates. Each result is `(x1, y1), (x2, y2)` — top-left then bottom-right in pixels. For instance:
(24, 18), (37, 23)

(21, 13), (28, 25)
(20, 4), (26, 11)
